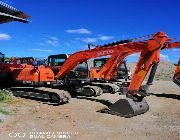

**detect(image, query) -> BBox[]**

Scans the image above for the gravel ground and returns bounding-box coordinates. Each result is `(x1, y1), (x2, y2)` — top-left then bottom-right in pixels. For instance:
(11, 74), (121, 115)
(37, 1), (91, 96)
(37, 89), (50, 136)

(0, 81), (179, 140)
(128, 61), (176, 81)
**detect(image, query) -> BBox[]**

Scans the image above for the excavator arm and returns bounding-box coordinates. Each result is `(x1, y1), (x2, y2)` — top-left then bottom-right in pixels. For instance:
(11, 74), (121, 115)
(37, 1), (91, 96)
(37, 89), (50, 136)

(165, 42), (180, 49)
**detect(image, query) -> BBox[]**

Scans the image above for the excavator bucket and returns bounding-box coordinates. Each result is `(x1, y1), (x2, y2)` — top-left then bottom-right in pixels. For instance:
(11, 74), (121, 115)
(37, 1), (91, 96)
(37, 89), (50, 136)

(173, 59), (180, 86)
(173, 73), (180, 86)
(98, 97), (149, 118)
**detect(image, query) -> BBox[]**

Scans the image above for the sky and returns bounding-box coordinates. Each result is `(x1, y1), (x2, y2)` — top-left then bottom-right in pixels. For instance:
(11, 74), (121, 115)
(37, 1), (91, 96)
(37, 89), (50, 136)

(0, 0), (180, 63)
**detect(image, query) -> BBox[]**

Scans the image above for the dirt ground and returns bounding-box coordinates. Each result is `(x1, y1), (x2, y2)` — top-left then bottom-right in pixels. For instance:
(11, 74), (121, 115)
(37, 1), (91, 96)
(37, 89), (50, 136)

(0, 81), (180, 140)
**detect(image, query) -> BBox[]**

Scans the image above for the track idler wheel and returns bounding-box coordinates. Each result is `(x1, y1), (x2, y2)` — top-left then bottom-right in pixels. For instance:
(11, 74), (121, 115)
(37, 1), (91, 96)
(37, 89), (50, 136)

(48, 91), (71, 104)
(82, 85), (103, 97)
(49, 93), (60, 103)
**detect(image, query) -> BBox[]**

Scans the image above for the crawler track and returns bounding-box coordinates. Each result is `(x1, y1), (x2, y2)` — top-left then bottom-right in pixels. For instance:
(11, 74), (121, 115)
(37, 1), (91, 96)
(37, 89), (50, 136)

(10, 86), (71, 105)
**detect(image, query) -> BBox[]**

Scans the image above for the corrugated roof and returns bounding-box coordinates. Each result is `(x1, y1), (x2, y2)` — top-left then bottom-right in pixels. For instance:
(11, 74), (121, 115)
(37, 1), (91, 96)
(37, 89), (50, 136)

(0, 1), (30, 23)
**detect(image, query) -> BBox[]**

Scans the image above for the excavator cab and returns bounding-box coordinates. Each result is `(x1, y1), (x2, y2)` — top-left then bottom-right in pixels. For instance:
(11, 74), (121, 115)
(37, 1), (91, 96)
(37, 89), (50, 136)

(94, 58), (109, 67)
(93, 58), (130, 81)
(0, 52), (5, 63)
(16, 57), (34, 65)
(114, 61), (130, 81)
(48, 54), (69, 75)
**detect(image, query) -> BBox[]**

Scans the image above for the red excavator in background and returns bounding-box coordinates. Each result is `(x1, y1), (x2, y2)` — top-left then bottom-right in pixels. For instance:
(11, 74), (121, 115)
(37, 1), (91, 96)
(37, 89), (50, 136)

(46, 49), (131, 94)
(9, 31), (179, 117)
(173, 58), (180, 86)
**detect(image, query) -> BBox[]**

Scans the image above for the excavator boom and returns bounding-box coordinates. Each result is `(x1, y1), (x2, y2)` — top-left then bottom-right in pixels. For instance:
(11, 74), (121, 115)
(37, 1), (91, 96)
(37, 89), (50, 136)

(56, 42), (146, 79)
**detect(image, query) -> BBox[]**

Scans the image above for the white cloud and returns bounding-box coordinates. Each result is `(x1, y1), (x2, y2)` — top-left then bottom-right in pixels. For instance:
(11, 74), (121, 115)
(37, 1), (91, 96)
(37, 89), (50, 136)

(160, 54), (169, 61)
(98, 35), (114, 41)
(171, 48), (180, 52)
(64, 42), (71, 47)
(129, 53), (140, 57)
(78, 35), (114, 43)
(46, 36), (59, 46)
(31, 49), (53, 52)
(82, 38), (97, 43)
(66, 28), (91, 34)
(0, 33), (11, 40)
(49, 36), (59, 41)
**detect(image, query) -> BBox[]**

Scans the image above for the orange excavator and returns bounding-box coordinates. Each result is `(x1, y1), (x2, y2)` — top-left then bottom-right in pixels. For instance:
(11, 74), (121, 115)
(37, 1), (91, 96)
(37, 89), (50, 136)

(2, 31), (180, 117)
(55, 32), (179, 116)
(173, 58), (180, 86)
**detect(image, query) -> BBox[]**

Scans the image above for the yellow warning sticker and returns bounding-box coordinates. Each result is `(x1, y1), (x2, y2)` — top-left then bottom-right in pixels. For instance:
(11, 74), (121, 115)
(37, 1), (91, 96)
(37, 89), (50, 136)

(137, 70), (145, 77)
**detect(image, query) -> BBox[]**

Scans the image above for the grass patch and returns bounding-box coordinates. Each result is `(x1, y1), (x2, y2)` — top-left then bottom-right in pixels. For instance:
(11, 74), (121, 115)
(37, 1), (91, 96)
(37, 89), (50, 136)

(0, 108), (12, 115)
(0, 89), (13, 103)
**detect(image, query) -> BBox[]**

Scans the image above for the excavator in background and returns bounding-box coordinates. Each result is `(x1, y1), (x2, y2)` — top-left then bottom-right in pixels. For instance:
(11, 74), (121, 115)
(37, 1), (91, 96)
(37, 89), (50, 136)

(9, 31), (180, 117)
(16, 57), (47, 67)
(173, 59), (180, 86)
(47, 52), (130, 94)
(45, 40), (133, 94)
